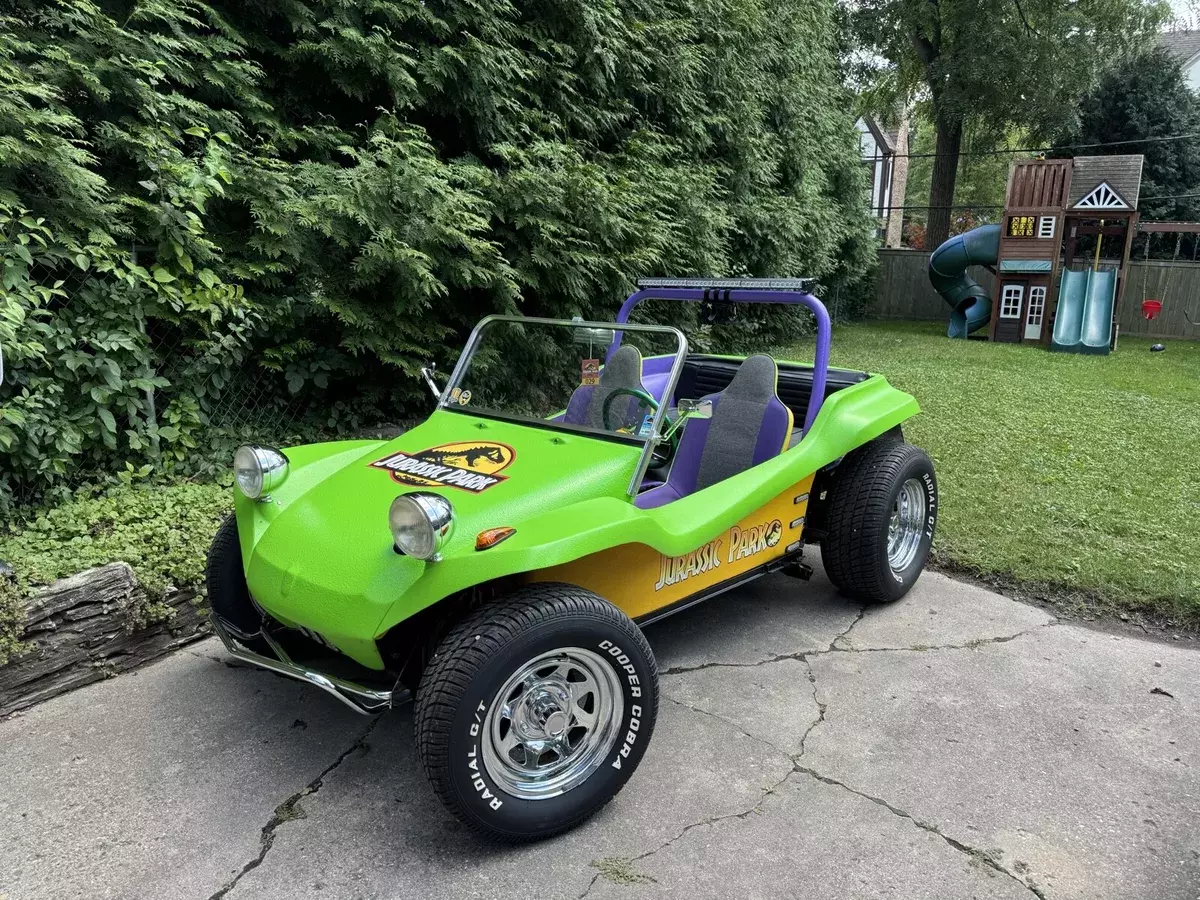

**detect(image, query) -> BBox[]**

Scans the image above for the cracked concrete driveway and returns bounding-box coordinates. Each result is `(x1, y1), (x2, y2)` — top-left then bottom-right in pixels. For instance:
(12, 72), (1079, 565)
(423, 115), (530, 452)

(2, 561), (1197, 900)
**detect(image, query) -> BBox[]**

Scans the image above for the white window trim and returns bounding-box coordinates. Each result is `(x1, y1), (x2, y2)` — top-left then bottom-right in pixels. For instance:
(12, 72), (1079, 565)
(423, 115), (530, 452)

(1000, 284), (1024, 319)
(1074, 182), (1130, 210)
(1037, 216), (1056, 239)
(1026, 286), (1047, 325)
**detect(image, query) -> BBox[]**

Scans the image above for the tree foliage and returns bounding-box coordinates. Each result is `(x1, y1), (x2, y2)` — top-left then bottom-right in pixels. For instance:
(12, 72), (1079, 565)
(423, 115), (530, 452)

(852, 0), (1167, 246)
(1055, 46), (1200, 223)
(0, 0), (874, 506)
(902, 111), (1031, 240)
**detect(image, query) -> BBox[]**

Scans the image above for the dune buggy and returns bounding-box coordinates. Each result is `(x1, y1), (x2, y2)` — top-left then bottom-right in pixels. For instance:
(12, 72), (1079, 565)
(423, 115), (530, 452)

(207, 278), (937, 841)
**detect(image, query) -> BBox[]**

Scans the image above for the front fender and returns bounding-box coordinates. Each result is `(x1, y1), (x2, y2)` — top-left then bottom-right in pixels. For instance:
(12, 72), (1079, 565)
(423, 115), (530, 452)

(234, 439), (387, 571)
(374, 374), (917, 635)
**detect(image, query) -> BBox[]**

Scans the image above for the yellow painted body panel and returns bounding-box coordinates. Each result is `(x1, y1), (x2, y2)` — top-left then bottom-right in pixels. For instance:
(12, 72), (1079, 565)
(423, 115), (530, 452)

(529, 474), (815, 620)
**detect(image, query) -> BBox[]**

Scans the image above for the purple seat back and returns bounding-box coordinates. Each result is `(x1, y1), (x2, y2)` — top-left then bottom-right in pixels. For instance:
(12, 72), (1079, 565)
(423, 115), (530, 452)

(635, 354), (792, 509)
(563, 344), (645, 429)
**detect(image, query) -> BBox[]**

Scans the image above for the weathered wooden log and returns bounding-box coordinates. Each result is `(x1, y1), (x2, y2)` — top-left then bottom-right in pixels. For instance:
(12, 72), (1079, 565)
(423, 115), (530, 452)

(0, 563), (210, 717)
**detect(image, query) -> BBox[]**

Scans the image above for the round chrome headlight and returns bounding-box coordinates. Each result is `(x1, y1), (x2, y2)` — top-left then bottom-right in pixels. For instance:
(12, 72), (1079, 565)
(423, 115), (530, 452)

(233, 445), (289, 500)
(389, 492), (454, 561)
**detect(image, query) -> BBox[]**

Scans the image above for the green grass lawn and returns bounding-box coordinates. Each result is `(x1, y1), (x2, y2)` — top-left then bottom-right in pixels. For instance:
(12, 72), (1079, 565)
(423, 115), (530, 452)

(786, 321), (1200, 624)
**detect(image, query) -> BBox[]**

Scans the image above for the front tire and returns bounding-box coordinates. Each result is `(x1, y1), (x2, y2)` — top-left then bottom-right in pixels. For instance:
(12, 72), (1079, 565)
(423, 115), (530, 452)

(821, 440), (938, 602)
(414, 584), (658, 842)
(205, 514), (264, 641)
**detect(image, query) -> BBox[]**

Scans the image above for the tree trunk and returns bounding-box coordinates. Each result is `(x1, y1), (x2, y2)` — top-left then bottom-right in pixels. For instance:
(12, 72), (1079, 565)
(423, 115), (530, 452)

(925, 112), (963, 249)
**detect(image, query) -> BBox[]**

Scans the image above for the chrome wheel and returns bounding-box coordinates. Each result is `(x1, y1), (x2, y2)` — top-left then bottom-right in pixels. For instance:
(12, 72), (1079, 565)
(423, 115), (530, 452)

(481, 648), (624, 800)
(887, 478), (927, 572)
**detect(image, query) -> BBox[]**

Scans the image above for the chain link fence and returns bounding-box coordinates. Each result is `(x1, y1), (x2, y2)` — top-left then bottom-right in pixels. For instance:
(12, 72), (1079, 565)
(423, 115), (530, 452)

(4, 250), (325, 508)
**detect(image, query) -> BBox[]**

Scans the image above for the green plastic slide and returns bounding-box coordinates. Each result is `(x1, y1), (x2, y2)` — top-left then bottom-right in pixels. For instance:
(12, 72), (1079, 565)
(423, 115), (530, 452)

(1051, 268), (1117, 355)
(928, 224), (1001, 338)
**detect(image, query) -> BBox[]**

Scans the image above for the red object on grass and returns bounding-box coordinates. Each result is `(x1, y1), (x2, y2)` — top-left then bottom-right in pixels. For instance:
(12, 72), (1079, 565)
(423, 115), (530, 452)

(1142, 299), (1163, 321)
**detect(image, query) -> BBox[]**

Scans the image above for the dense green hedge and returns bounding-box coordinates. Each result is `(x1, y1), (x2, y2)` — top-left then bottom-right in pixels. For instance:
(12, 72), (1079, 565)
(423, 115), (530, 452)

(0, 0), (875, 507)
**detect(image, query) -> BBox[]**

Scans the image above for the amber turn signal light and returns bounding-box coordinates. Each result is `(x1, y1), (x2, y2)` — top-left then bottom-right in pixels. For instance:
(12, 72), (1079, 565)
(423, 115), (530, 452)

(475, 527), (516, 551)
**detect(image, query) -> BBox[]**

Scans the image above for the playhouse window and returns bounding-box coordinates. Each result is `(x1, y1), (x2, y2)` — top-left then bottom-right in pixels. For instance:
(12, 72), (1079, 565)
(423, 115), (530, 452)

(1026, 286), (1046, 326)
(1000, 285), (1024, 318)
(1038, 216), (1056, 239)
(1007, 216), (1036, 238)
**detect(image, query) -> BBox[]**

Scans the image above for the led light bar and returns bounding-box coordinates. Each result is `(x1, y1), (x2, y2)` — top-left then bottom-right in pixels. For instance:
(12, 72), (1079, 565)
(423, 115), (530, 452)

(636, 277), (815, 291)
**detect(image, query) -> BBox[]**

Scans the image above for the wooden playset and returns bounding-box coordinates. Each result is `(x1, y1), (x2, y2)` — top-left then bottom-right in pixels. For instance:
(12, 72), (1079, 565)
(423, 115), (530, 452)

(924, 153), (1200, 354)
(988, 155), (1142, 353)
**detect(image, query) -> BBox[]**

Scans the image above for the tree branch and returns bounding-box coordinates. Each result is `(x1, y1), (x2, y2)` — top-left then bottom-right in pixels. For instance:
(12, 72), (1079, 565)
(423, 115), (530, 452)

(913, 30), (938, 68)
(1011, 0), (1038, 36)
(912, 0), (941, 83)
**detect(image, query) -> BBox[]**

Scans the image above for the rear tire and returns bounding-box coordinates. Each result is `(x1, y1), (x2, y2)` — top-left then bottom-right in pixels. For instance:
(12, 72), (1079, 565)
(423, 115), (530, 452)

(820, 440), (937, 602)
(415, 583), (658, 843)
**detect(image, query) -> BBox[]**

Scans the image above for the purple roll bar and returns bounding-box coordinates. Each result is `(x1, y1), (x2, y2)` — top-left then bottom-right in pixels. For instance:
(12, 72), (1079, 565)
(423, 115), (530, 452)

(607, 282), (832, 434)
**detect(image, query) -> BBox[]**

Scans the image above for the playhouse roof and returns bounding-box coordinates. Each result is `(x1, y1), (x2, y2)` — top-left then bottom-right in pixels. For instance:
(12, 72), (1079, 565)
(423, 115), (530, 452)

(1068, 155), (1144, 210)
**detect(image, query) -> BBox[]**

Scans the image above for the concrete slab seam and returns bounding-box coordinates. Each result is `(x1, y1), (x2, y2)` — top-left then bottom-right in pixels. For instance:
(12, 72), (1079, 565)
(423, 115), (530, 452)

(597, 612), (1060, 899)
(205, 717), (381, 900)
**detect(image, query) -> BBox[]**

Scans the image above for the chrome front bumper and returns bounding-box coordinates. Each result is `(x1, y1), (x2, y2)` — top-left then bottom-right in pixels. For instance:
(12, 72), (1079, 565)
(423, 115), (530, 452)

(210, 615), (408, 716)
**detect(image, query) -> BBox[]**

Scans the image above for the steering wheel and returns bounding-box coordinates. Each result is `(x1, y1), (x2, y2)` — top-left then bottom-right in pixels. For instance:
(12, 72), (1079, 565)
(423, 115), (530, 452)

(602, 387), (658, 432)
(602, 388), (675, 466)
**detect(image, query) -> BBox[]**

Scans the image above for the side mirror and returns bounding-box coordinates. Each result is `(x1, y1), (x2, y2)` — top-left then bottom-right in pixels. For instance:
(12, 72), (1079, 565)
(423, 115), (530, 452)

(420, 363), (442, 401)
(676, 398), (713, 420)
(662, 398), (713, 441)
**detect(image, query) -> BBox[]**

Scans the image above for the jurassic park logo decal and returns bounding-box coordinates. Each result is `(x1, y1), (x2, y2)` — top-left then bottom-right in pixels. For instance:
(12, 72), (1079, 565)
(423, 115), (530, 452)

(654, 518), (783, 591)
(369, 441), (515, 493)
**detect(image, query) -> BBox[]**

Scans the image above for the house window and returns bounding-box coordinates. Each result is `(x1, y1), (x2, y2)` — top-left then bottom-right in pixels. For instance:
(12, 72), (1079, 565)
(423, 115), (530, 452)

(1000, 284), (1024, 318)
(1038, 216), (1056, 239)
(1025, 286), (1047, 339)
(1007, 216), (1036, 238)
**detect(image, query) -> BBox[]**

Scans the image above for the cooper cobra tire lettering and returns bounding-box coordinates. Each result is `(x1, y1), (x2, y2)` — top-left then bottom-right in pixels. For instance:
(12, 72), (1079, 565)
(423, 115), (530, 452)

(600, 638), (644, 766)
(614, 704), (642, 766)
(598, 639), (642, 697)
(416, 584), (657, 842)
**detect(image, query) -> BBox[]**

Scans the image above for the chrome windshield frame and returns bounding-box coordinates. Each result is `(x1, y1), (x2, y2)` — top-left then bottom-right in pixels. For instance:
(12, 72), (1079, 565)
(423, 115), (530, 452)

(441, 314), (689, 498)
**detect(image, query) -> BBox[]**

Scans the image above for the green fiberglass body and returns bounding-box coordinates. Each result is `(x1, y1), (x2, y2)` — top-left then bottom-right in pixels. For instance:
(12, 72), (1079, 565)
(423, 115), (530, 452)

(208, 278), (937, 841)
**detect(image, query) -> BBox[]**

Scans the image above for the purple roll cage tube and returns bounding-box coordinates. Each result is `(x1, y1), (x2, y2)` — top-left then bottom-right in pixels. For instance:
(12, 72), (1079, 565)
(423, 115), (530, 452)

(605, 278), (832, 434)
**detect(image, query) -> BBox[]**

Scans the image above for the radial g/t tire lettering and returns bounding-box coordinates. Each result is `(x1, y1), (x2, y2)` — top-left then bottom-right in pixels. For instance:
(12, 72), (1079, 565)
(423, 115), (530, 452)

(820, 440), (938, 603)
(414, 583), (658, 843)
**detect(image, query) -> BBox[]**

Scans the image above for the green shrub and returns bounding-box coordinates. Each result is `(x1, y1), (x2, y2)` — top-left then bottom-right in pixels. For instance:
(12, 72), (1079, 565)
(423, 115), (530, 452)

(0, 578), (26, 666)
(1, 479), (232, 665)
(2, 480), (229, 598)
(0, 201), (255, 507)
(1, 0), (875, 505)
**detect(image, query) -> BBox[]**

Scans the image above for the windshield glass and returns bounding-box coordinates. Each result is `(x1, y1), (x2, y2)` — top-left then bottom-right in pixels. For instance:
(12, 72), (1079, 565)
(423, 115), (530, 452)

(440, 317), (687, 443)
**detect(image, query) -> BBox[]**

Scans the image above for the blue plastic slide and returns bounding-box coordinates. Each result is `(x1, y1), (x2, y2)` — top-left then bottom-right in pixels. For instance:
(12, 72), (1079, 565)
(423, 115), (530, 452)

(1050, 269), (1117, 355)
(927, 224), (1001, 338)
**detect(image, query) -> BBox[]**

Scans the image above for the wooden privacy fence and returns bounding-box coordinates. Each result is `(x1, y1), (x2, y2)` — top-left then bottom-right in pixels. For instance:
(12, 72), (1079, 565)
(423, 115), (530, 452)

(871, 249), (1200, 340)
